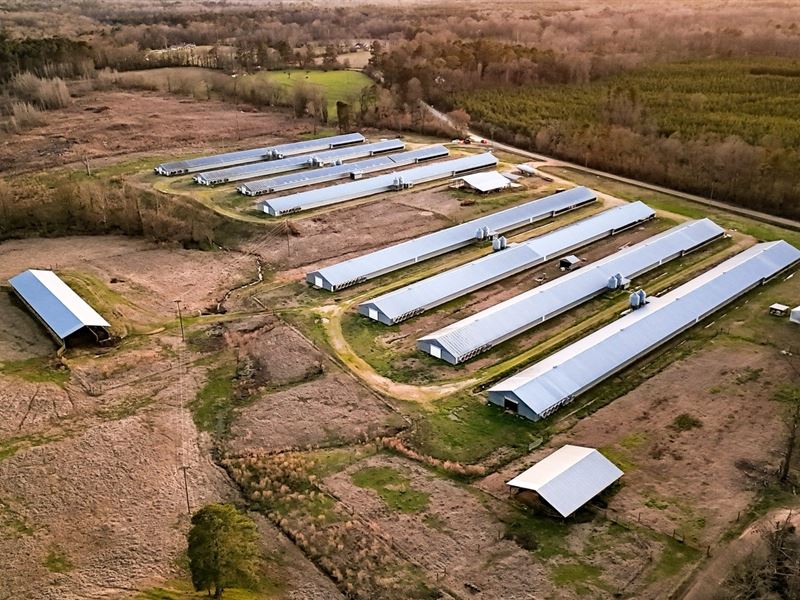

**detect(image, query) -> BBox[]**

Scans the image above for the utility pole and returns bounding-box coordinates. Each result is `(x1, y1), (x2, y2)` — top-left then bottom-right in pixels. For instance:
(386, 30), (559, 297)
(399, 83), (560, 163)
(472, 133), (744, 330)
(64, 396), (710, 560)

(174, 299), (185, 342)
(180, 465), (191, 514)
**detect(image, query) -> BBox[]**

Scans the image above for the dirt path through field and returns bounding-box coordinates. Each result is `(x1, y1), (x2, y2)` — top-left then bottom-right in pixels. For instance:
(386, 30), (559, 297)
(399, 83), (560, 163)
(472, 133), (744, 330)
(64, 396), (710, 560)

(318, 303), (477, 403)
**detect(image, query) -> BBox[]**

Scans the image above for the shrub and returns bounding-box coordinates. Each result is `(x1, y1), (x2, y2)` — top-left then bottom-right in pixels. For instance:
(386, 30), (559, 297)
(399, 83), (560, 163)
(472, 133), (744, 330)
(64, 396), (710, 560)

(670, 413), (703, 432)
(9, 72), (71, 110)
(3, 101), (46, 133)
(117, 74), (160, 91)
(380, 437), (486, 477)
(91, 68), (118, 91)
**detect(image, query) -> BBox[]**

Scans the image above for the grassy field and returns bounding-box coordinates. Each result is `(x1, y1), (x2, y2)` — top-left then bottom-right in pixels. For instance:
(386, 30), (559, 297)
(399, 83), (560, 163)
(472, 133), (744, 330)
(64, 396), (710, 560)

(136, 581), (269, 600)
(252, 69), (373, 116)
(351, 465), (430, 512)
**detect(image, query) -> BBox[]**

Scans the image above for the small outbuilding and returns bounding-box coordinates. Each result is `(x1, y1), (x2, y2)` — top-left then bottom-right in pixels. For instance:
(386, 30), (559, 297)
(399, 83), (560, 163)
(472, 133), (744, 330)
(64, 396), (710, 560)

(8, 269), (111, 347)
(791, 306), (800, 325)
(559, 255), (581, 271)
(506, 445), (623, 518)
(451, 171), (515, 194)
(769, 303), (790, 317)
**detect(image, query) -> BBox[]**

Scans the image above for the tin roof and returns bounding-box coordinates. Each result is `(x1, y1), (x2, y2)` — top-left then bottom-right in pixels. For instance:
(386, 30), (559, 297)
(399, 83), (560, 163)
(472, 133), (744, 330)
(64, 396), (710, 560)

(8, 269), (110, 341)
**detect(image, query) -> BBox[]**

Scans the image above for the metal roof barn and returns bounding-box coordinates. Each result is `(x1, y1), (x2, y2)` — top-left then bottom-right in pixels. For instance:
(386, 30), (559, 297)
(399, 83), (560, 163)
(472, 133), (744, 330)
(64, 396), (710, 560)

(8, 269), (111, 345)
(359, 201), (655, 325)
(455, 171), (514, 193)
(488, 240), (800, 421)
(418, 218), (725, 364)
(307, 186), (597, 291)
(154, 132), (365, 176)
(506, 445), (623, 518)
(259, 152), (498, 216)
(791, 306), (800, 324)
(239, 145), (449, 196)
(193, 138), (404, 186)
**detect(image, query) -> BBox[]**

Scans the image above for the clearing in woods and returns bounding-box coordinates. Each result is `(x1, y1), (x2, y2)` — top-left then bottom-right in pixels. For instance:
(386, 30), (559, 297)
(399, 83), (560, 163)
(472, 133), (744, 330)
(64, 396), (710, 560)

(253, 69), (374, 115)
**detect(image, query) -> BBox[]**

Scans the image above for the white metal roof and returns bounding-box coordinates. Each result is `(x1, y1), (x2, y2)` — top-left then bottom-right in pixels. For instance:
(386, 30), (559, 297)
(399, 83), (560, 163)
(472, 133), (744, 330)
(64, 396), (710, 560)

(194, 138), (404, 185)
(770, 303), (790, 311)
(506, 445), (623, 517)
(154, 133), (365, 175)
(260, 152), (498, 216)
(307, 186), (597, 291)
(8, 269), (110, 340)
(458, 171), (512, 192)
(418, 219), (724, 363)
(239, 145), (448, 196)
(489, 240), (800, 420)
(359, 201), (655, 325)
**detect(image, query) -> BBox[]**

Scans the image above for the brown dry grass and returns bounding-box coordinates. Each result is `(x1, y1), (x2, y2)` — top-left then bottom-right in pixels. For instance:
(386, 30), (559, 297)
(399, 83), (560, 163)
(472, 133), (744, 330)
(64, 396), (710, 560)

(0, 87), (306, 175)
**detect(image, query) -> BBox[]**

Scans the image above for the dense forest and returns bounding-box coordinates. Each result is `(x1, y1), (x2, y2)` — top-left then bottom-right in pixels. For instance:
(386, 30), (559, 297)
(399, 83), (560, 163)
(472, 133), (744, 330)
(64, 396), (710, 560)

(453, 59), (800, 218)
(0, 32), (93, 81)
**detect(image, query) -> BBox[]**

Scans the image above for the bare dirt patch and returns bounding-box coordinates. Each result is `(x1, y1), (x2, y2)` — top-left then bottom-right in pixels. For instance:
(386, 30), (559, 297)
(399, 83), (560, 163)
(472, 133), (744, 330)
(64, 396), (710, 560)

(224, 315), (327, 387)
(221, 313), (403, 453)
(0, 407), (234, 600)
(0, 290), (54, 360)
(0, 325), (342, 599)
(0, 375), (73, 439)
(251, 199), (454, 280)
(481, 342), (792, 550)
(0, 236), (257, 322)
(0, 89), (304, 175)
(229, 369), (401, 454)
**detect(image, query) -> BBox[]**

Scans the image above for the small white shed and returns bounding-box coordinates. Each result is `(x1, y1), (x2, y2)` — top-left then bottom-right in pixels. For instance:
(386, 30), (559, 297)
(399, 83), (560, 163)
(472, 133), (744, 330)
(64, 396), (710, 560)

(452, 171), (514, 193)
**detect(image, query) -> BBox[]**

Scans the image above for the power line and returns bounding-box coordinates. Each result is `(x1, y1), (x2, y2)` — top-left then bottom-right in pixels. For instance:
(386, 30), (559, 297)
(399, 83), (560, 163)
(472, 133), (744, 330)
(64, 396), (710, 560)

(174, 299), (191, 515)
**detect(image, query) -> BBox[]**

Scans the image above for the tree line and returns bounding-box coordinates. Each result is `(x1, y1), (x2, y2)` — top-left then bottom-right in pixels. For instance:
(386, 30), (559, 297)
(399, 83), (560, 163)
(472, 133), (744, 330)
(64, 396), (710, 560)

(9, 1), (800, 81)
(0, 175), (263, 248)
(0, 32), (93, 82)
